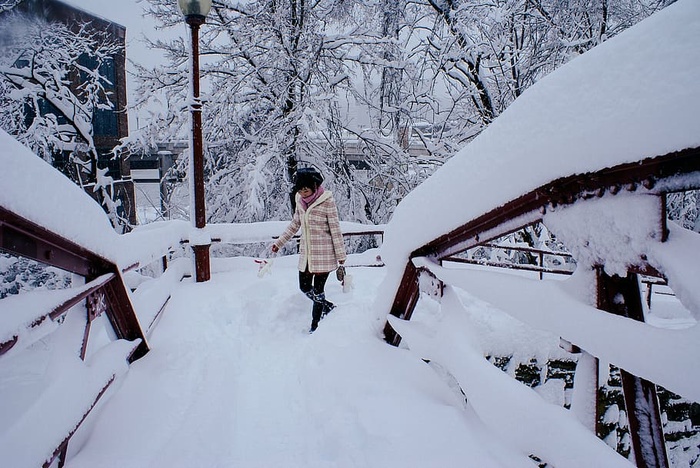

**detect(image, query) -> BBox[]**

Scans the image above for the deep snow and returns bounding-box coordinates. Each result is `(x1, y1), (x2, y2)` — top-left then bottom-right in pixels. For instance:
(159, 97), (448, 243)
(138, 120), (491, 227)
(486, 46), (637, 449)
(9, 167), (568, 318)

(51, 253), (650, 468)
(1, 0), (699, 466)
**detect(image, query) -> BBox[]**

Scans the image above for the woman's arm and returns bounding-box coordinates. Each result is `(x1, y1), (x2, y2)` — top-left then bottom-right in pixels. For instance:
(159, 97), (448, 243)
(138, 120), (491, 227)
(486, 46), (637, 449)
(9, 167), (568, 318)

(273, 202), (302, 251)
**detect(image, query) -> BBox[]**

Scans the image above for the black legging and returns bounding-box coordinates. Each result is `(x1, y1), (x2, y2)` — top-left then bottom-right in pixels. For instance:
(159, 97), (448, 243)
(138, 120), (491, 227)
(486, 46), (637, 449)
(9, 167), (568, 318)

(299, 270), (330, 299)
(299, 270), (331, 327)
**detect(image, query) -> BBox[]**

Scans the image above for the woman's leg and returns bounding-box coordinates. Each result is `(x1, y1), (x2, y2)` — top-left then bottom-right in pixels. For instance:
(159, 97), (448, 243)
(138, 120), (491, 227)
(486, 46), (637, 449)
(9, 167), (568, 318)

(311, 272), (334, 315)
(309, 272), (330, 331)
(311, 272), (330, 298)
(299, 270), (313, 298)
(300, 270), (322, 331)
(300, 270), (335, 332)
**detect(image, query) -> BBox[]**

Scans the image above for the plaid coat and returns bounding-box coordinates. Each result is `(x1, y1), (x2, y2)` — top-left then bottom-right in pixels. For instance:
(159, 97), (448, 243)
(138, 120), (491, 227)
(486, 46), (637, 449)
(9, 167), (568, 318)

(274, 191), (347, 273)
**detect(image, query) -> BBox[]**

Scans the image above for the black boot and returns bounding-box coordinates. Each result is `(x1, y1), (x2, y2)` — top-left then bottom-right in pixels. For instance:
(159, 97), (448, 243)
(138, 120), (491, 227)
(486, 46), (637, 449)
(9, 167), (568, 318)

(310, 301), (323, 333)
(304, 290), (317, 302)
(321, 299), (335, 316)
(311, 292), (335, 316)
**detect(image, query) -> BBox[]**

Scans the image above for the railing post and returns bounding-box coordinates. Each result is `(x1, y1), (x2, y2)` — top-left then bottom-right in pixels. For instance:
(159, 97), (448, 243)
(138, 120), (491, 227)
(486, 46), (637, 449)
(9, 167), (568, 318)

(596, 268), (669, 468)
(572, 350), (600, 431)
(383, 261), (421, 346)
(102, 272), (150, 361)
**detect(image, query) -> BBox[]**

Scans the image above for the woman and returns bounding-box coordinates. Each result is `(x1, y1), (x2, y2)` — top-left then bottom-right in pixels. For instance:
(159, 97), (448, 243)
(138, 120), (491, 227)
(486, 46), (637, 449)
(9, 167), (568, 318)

(271, 167), (347, 332)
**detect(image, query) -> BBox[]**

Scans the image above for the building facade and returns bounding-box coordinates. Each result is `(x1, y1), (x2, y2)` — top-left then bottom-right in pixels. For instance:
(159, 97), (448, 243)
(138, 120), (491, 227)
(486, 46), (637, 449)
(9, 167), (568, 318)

(5, 0), (135, 225)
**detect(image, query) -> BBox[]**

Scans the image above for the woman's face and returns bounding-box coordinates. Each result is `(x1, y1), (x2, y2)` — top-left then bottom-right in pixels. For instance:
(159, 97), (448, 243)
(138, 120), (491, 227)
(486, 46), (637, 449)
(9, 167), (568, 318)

(298, 186), (314, 197)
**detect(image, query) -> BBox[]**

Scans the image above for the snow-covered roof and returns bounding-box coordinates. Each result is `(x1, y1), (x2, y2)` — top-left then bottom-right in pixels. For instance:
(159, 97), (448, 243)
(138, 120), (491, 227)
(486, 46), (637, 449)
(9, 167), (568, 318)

(382, 0), (700, 267)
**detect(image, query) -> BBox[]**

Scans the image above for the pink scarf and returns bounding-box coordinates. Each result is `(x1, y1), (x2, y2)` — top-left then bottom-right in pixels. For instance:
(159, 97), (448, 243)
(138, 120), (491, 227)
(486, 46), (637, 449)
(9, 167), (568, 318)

(300, 186), (325, 209)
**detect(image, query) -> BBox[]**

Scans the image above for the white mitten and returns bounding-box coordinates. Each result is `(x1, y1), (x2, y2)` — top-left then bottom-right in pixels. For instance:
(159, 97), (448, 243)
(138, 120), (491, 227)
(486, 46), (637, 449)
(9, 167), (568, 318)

(255, 259), (274, 278)
(342, 273), (354, 293)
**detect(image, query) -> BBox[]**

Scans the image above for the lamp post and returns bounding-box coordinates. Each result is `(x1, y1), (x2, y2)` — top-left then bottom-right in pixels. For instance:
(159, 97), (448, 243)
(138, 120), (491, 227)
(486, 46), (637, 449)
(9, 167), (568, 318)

(178, 0), (211, 282)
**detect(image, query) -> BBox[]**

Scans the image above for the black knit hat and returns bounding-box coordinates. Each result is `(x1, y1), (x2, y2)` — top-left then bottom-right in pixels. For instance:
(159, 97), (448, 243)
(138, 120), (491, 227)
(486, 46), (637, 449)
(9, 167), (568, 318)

(293, 167), (323, 191)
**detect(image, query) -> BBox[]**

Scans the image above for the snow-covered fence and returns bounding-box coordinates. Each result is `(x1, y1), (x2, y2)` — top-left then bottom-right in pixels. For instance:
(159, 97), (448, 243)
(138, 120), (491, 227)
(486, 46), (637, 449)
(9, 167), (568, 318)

(0, 128), (157, 468)
(204, 220), (386, 261)
(378, 4), (700, 464)
(444, 241), (575, 279)
(382, 149), (700, 468)
(205, 220), (385, 246)
(116, 220), (384, 334)
(0, 126), (387, 467)
(0, 207), (150, 468)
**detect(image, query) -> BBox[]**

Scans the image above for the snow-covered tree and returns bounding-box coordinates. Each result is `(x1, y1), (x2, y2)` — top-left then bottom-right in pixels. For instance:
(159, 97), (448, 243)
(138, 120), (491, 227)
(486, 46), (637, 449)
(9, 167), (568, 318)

(0, 0), (22, 13)
(126, 0), (671, 229)
(0, 8), (129, 229)
(123, 0), (440, 226)
(413, 0), (669, 126)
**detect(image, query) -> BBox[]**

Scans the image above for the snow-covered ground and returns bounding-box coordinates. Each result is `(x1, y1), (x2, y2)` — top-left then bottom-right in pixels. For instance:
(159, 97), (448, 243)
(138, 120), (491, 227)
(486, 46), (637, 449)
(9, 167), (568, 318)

(63, 254), (538, 467)
(1, 1), (699, 466)
(49, 252), (691, 468)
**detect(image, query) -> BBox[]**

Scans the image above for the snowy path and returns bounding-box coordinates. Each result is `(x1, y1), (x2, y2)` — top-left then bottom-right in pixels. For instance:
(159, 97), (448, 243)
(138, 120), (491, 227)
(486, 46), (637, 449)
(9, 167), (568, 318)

(65, 256), (527, 468)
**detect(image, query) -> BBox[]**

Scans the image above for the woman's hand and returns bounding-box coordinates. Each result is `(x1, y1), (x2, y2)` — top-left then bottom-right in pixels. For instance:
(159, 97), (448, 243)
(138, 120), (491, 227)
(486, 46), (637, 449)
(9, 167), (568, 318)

(271, 244), (279, 253)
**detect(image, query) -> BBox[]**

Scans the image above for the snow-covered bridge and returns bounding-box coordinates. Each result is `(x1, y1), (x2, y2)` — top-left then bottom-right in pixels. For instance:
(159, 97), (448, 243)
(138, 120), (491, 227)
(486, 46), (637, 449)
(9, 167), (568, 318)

(1, 1), (700, 467)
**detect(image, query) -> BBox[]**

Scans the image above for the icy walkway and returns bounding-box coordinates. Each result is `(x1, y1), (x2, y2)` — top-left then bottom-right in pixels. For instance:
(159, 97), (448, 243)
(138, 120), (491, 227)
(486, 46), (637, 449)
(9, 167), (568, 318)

(65, 255), (530, 468)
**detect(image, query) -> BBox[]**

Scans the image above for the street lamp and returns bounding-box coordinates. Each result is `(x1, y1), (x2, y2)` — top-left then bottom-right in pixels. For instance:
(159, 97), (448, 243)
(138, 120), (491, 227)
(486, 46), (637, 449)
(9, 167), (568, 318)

(178, 0), (212, 282)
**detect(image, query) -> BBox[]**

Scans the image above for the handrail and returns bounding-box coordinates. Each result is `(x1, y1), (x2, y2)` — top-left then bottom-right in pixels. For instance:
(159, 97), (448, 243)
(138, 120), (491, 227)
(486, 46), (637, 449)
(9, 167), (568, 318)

(414, 147), (700, 261)
(443, 255), (574, 276)
(43, 376), (116, 468)
(0, 273), (114, 358)
(387, 148), (700, 339)
(382, 146), (700, 468)
(444, 239), (575, 278)
(49, 273), (115, 321)
(0, 206), (151, 468)
(0, 205), (112, 277)
(480, 242), (572, 258)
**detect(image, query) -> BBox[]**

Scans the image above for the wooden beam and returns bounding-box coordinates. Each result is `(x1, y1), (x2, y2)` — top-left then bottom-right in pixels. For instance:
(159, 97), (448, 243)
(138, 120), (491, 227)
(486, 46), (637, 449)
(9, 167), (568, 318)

(0, 336), (18, 357)
(416, 147), (700, 261)
(42, 375), (116, 468)
(0, 207), (149, 361)
(443, 256), (574, 276)
(596, 270), (669, 468)
(102, 273), (149, 362)
(382, 148), (699, 351)
(50, 273), (115, 321)
(383, 262), (420, 346)
(0, 206), (110, 276)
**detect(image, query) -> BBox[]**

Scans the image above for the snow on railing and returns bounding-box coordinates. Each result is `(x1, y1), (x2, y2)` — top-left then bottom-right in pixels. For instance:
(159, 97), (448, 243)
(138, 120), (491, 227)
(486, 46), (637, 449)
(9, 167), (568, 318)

(0, 273), (114, 358)
(387, 286), (635, 468)
(0, 202), (386, 468)
(380, 148), (700, 468)
(0, 209), (151, 468)
(113, 219), (386, 335)
(411, 252), (700, 403)
(205, 220), (386, 246)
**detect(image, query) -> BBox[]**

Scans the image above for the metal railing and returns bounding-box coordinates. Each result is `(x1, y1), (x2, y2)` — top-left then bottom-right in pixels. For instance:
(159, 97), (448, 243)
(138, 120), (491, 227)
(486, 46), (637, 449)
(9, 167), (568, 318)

(0, 211), (386, 467)
(0, 206), (149, 467)
(383, 147), (700, 468)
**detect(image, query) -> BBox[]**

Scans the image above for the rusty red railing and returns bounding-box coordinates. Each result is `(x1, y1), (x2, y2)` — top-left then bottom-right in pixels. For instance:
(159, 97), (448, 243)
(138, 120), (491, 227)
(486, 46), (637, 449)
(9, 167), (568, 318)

(0, 205), (150, 467)
(383, 147), (700, 468)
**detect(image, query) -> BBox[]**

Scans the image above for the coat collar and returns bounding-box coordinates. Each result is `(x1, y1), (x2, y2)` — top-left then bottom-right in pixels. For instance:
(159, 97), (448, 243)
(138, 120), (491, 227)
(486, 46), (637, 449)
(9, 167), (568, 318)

(296, 190), (332, 210)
